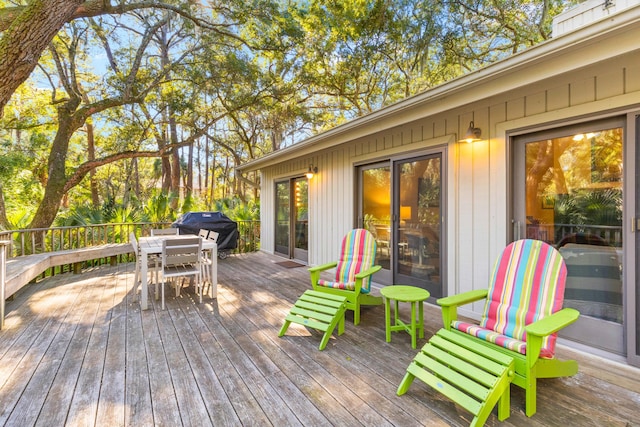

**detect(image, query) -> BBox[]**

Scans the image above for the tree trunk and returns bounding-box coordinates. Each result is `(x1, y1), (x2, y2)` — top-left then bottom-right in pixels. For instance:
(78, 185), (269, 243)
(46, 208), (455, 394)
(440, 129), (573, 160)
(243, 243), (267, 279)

(0, 0), (84, 115)
(169, 114), (180, 209)
(86, 118), (100, 207)
(0, 183), (11, 228)
(196, 137), (202, 196)
(28, 98), (81, 229)
(186, 139), (193, 199)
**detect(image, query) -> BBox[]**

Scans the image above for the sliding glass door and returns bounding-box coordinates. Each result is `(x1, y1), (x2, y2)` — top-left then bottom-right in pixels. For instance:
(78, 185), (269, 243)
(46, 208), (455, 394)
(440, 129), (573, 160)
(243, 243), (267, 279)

(395, 153), (444, 297)
(358, 149), (445, 297)
(513, 117), (625, 355)
(360, 163), (392, 282)
(275, 177), (309, 262)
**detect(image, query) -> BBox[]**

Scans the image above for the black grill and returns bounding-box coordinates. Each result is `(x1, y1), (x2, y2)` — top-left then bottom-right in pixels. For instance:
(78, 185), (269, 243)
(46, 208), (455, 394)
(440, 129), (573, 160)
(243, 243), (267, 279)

(172, 212), (238, 256)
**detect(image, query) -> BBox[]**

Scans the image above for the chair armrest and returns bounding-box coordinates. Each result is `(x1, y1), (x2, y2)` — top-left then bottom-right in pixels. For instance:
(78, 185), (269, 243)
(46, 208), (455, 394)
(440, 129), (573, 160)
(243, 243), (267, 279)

(308, 262), (338, 273)
(525, 308), (580, 337)
(354, 265), (382, 279)
(437, 289), (488, 331)
(525, 308), (580, 366)
(437, 289), (488, 307)
(352, 265), (382, 296)
(309, 262), (338, 291)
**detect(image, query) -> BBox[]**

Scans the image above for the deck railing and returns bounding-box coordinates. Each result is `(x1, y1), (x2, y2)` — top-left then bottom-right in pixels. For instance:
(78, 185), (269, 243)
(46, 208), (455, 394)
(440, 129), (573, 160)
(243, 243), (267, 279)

(0, 221), (260, 258)
(526, 223), (623, 248)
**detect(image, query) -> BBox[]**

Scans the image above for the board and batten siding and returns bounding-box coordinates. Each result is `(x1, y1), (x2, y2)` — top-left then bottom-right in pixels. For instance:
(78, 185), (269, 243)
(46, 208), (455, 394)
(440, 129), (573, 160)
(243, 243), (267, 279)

(257, 25), (640, 321)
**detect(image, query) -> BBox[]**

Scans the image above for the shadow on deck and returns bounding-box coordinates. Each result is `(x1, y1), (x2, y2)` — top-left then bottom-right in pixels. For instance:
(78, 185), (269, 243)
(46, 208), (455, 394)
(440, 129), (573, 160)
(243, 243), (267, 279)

(0, 251), (638, 426)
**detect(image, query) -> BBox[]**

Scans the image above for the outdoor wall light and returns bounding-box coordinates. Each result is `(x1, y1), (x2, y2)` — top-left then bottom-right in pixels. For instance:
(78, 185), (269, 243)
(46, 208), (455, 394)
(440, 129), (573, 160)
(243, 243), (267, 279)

(306, 164), (318, 179)
(461, 121), (482, 143)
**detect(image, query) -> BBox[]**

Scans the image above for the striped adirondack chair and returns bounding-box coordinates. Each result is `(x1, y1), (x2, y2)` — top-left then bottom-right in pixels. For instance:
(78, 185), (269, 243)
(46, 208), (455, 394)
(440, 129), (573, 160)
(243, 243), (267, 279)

(398, 239), (580, 425)
(452, 239), (568, 359)
(309, 229), (382, 325)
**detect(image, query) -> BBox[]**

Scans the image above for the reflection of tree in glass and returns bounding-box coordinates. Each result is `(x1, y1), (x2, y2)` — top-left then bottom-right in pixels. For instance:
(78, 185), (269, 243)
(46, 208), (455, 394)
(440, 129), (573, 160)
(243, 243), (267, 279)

(525, 127), (622, 229)
(555, 189), (622, 227)
(417, 160), (440, 225)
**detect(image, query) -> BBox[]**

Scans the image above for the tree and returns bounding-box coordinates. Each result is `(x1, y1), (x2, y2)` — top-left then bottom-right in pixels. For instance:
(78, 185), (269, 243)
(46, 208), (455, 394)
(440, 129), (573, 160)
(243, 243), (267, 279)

(0, 1), (249, 229)
(0, 0), (240, 116)
(0, 0), (579, 230)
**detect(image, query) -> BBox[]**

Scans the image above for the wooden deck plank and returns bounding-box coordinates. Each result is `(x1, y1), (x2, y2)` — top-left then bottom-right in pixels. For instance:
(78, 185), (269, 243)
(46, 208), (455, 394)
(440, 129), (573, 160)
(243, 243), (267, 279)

(217, 285), (425, 427)
(212, 289), (334, 426)
(138, 284), (183, 426)
(224, 264), (449, 427)
(94, 264), (128, 426)
(0, 274), (83, 424)
(154, 305), (212, 427)
(172, 296), (273, 426)
(165, 304), (242, 426)
(219, 257), (441, 425)
(4, 272), (93, 426)
(122, 266), (154, 426)
(0, 251), (638, 427)
(63, 268), (128, 426)
(35, 269), (112, 426)
(196, 299), (304, 425)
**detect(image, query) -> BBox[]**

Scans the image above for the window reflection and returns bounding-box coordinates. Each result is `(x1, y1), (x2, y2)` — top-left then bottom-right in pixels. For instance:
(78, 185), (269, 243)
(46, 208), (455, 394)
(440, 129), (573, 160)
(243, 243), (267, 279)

(362, 166), (391, 269)
(525, 127), (623, 323)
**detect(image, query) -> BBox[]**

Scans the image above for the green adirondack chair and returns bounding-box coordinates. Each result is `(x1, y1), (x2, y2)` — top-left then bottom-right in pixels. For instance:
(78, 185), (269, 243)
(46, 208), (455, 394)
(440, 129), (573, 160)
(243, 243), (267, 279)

(309, 229), (382, 325)
(398, 239), (580, 425)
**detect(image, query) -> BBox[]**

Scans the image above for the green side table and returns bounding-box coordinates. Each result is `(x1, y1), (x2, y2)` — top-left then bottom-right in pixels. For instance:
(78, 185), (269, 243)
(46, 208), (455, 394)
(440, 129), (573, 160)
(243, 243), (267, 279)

(380, 285), (430, 349)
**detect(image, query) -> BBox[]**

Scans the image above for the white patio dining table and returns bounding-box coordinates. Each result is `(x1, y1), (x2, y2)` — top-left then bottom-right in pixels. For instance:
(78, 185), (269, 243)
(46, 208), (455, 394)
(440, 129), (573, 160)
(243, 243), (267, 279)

(138, 235), (218, 310)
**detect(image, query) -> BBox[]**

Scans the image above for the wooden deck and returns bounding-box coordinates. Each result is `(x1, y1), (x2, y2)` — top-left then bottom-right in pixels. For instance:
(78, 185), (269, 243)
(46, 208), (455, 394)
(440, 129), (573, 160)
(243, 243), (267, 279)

(0, 251), (639, 426)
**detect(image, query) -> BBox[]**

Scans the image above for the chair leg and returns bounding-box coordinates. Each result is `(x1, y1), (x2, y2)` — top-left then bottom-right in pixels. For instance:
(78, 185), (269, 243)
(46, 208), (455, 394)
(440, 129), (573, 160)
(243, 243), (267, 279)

(200, 264), (210, 300)
(132, 261), (140, 301)
(525, 375), (537, 417)
(161, 279), (166, 310)
(353, 304), (360, 325)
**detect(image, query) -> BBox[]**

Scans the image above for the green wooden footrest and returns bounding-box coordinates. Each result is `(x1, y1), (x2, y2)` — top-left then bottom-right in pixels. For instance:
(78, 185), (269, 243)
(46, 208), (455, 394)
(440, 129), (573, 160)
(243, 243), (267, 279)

(397, 329), (515, 427)
(279, 290), (348, 350)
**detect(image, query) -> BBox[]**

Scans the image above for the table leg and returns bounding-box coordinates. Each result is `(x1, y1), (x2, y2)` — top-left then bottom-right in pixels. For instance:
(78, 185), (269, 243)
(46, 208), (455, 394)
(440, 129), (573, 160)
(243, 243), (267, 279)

(210, 245), (217, 298)
(419, 300), (424, 339)
(384, 297), (391, 343)
(394, 299), (399, 327)
(141, 251), (148, 310)
(410, 301), (417, 349)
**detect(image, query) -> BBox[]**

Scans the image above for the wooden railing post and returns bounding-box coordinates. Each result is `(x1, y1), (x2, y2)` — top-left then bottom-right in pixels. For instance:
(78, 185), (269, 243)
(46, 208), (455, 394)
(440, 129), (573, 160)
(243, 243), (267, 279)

(0, 240), (8, 329)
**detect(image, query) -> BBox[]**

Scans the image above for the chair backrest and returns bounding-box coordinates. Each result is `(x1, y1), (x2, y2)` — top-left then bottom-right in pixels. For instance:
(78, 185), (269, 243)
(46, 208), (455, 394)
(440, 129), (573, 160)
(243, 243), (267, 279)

(198, 229), (209, 239)
(129, 232), (138, 254)
(151, 228), (179, 236)
(335, 229), (377, 292)
(207, 231), (219, 243)
(162, 237), (202, 267)
(480, 239), (567, 356)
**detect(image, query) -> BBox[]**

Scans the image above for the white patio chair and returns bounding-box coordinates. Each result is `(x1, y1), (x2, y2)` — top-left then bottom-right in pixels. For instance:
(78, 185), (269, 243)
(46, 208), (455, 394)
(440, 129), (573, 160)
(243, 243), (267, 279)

(160, 237), (202, 309)
(151, 227), (179, 236)
(129, 232), (159, 301)
(198, 229), (219, 296)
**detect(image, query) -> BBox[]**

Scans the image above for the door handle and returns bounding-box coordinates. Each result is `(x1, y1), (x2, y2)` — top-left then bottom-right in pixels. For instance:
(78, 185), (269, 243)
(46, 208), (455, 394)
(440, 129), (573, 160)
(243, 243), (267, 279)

(513, 220), (521, 240)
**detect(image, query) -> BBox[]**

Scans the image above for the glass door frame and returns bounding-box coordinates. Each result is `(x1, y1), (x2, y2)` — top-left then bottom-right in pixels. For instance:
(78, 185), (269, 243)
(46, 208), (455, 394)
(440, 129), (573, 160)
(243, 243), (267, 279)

(357, 162), (393, 284)
(628, 110), (640, 367)
(356, 145), (447, 297)
(274, 176), (309, 263)
(392, 151), (446, 298)
(511, 115), (628, 358)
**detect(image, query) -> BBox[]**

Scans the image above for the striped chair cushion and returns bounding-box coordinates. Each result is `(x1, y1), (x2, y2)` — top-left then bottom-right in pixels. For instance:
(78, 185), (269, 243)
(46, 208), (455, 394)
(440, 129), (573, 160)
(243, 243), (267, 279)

(317, 229), (377, 293)
(452, 239), (567, 358)
(452, 321), (527, 355)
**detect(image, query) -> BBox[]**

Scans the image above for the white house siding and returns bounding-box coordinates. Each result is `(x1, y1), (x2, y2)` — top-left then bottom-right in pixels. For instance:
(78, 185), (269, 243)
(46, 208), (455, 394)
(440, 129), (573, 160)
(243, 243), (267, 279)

(248, 5), (640, 325)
